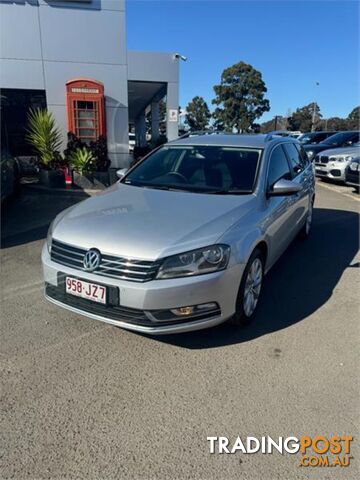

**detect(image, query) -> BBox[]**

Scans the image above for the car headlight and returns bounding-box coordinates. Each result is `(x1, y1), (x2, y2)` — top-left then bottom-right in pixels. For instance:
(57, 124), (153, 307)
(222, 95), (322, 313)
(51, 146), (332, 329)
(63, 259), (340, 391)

(156, 244), (230, 279)
(307, 150), (315, 160)
(46, 220), (54, 253)
(330, 156), (345, 163)
(345, 155), (354, 162)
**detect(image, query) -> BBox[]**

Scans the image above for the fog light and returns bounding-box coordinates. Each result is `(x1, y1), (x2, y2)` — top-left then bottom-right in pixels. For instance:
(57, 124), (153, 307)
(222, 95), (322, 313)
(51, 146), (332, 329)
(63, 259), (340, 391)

(170, 302), (218, 317)
(171, 306), (195, 316)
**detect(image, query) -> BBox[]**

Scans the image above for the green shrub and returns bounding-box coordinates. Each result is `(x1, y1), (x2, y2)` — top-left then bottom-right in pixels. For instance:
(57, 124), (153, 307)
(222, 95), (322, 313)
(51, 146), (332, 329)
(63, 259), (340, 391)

(26, 109), (63, 170)
(70, 147), (96, 176)
(64, 133), (110, 172)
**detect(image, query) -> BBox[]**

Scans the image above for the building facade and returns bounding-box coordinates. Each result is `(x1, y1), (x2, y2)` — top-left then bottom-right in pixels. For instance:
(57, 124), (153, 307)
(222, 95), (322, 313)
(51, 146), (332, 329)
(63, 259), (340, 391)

(0, 0), (179, 167)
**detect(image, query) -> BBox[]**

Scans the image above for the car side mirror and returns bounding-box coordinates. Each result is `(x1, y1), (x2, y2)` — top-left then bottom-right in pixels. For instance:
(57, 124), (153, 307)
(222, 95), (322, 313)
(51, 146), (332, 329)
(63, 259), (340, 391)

(116, 168), (128, 180)
(268, 179), (303, 197)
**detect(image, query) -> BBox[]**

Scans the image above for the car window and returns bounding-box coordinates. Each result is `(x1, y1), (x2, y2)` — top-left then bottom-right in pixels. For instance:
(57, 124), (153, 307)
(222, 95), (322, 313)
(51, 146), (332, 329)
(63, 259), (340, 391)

(344, 133), (360, 146)
(267, 145), (292, 189)
(124, 145), (262, 194)
(295, 143), (309, 166)
(323, 132), (349, 146)
(283, 143), (304, 175)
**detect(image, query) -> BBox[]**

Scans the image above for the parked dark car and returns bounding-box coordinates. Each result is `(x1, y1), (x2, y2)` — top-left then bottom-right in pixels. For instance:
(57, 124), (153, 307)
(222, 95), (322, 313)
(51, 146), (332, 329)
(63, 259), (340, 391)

(303, 131), (360, 161)
(1, 149), (20, 203)
(345, 158), (360, 191)
(298, 131), (336, 145)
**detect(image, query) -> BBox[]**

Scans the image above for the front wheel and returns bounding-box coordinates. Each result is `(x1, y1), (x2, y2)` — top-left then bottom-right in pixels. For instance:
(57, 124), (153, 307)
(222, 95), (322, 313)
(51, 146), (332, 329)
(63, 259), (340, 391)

(229, 249), (264, 327)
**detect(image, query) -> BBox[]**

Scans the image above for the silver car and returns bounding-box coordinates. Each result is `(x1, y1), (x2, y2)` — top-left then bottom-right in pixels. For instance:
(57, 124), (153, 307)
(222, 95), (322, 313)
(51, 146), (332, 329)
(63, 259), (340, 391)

(42, 135), (315, 334)
(314, 144), (360, 182)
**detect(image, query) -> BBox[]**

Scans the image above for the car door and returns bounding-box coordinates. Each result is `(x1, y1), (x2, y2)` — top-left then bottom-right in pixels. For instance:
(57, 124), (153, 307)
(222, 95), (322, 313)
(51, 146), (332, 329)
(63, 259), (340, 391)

(265, 144), (296, 265)
(282, 142), (311, 234)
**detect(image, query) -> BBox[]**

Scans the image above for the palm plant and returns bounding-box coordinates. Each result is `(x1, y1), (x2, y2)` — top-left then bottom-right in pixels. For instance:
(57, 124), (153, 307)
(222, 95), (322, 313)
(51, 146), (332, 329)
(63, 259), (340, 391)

(70, 147), (96, 176)
(26, 109), (63, 170)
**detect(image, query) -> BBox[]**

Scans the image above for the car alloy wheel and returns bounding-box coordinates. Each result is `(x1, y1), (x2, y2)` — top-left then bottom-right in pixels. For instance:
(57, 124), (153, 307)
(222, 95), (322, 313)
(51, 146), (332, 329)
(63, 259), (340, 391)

(230, 248), (264, 327)
(243, 257), (263, 317)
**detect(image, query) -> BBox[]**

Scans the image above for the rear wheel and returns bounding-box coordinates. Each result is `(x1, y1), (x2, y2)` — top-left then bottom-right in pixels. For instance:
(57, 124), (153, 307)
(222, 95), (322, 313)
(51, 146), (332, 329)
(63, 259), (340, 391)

(230, 249), (264, 327)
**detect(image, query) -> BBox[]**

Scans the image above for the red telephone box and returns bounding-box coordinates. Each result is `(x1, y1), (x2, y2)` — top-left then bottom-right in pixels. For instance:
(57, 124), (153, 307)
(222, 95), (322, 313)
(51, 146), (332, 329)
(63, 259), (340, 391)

(66, 78), (106, 143)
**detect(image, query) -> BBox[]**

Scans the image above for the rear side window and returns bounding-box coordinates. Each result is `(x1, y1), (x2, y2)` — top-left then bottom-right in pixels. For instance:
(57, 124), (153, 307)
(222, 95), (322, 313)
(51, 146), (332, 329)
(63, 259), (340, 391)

(283, 143), (304, 176)
(267, 145), (292, 189)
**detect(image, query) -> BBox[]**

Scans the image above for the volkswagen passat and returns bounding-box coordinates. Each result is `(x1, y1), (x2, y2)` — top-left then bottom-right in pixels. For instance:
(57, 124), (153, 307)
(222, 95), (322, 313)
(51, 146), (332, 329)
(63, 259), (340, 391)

(42, 135), (315, 334)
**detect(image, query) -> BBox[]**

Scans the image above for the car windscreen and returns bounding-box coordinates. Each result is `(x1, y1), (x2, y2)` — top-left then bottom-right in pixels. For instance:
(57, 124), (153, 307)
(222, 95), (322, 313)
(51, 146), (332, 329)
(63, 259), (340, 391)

(123, 145), (262, 194)
(298, 134), (314, 143)
(322, 132), (352, 146)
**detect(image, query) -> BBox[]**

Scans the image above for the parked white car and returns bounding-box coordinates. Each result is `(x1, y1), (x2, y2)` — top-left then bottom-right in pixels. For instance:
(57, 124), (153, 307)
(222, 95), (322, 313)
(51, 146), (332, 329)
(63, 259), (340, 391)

(129, 132), (135, 153)
(314, 144), (360, 182)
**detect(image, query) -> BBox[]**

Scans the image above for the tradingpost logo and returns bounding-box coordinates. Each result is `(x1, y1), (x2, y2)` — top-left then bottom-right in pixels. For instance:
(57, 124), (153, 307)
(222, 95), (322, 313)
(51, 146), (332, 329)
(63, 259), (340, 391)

(207, 435), (353, 468)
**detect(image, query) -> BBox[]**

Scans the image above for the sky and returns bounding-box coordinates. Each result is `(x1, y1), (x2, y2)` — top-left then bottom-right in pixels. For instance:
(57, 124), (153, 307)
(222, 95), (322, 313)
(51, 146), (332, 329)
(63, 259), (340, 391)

(126, 0), (359, 123)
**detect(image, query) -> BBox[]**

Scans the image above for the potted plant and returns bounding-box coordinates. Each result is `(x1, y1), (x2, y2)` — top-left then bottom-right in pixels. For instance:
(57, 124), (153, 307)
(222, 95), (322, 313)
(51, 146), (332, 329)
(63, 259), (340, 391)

(26, 108), (65, 188)
(70, 147), (97, 189)
(89, 135), (111, 186)
(65, 133), (111, 188)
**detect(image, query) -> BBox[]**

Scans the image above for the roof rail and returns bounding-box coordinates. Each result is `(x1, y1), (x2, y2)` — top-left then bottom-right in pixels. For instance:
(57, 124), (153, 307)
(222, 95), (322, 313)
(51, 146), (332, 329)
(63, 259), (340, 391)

(178, 129), (234, 139)
(265, 134), (277, 142)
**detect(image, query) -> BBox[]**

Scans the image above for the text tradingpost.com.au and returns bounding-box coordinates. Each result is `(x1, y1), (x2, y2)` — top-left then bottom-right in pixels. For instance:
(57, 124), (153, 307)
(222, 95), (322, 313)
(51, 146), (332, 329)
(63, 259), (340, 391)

(207, 436), (354, 468)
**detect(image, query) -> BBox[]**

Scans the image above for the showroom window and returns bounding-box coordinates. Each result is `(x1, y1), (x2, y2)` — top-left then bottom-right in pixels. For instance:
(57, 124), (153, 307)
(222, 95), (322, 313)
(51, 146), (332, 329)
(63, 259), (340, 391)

(1, 89), (47, 156)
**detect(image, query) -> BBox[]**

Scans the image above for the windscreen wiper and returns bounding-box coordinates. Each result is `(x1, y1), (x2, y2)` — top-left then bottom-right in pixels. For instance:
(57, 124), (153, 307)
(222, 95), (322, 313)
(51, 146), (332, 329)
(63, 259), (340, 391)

(209, 189), (253, 195)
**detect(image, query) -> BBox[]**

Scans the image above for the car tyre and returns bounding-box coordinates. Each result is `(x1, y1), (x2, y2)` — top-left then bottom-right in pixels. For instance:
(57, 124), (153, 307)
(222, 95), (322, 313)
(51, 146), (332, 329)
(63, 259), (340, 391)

(229, 248), (264, 327)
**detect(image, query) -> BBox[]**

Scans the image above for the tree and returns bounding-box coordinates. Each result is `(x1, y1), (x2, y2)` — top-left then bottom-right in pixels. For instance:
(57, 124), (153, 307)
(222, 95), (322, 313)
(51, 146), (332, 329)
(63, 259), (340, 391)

(318, 117), (349, 131)
(287, 103), (322, 132)
(212, 61), (270, 132)
(260, 116), (288, 133)
(347, 106), (360, 129)
(185, 96), (211, 131)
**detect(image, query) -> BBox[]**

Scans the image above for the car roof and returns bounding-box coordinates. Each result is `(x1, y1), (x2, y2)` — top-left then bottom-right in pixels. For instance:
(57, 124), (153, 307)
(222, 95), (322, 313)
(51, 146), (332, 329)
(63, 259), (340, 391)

(168, 134), (295, 149)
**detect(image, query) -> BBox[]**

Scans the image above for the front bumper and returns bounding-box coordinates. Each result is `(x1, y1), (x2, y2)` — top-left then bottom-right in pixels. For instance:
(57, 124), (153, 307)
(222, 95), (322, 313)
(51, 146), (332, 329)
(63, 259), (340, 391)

(42, 244), (242, 334)
(315, 163), (347, 181)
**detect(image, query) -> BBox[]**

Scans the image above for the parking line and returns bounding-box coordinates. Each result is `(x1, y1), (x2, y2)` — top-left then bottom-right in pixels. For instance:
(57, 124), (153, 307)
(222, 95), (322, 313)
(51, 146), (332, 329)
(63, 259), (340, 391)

(316, 180), (360, 202)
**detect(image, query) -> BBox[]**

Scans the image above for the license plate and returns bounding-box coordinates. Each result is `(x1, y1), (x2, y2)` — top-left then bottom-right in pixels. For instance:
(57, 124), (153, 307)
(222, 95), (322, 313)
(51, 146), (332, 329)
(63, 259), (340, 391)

(65, 277), (107, 304)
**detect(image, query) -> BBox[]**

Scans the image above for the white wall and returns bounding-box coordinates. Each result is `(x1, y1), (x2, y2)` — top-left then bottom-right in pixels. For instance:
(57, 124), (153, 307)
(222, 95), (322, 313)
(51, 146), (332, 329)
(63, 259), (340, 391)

(0, 0), (130, 167)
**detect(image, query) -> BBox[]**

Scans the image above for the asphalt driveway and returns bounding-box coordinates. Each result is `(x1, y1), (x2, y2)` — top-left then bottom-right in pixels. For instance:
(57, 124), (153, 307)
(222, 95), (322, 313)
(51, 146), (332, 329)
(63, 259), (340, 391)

(1, 183), (359, 479)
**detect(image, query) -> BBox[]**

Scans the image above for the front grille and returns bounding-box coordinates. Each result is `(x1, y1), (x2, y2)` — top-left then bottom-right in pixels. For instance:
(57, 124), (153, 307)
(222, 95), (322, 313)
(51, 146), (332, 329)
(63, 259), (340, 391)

(318, 155), (329, 164)
(51, 239), (160, 282)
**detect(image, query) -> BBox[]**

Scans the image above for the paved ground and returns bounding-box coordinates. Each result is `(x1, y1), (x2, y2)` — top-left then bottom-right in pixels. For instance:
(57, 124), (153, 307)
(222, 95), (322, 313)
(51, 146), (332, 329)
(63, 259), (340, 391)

(1, 182), (359, 479)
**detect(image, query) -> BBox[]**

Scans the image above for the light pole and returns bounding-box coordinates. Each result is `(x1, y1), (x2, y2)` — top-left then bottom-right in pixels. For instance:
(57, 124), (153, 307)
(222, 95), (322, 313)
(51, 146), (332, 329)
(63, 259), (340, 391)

(311, 82), (320, 132)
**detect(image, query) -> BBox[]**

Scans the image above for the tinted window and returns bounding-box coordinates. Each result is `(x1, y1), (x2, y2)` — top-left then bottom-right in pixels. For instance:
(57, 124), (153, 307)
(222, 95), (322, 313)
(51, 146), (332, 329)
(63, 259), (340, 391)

(283, 143), (304, 175)
(323, 132), (354, 146)
(267, 145), (292, 189)
(295, 144), (309, 166)
(125, 145), (262, 194)
(344, 133), (360, 145)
